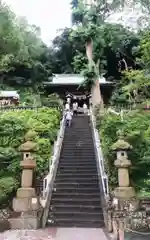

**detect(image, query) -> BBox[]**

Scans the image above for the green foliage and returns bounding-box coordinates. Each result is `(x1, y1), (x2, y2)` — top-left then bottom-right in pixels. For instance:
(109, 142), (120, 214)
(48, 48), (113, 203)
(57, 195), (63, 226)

(0, 107), (61, 204)
(110, 27), (150, 106)
(140, 31), (150, 68)
(0, 2), (52, 87)
(72, 2), (87, 24)
(99, 110), (150, 191)
(0, 177), (18, 205)
(111, 69), (150, 105)
(41, 93), (64, 110)
(81, 64), (97, 90)
(73, 53), (88, 73)
(70, 19), (137, 79)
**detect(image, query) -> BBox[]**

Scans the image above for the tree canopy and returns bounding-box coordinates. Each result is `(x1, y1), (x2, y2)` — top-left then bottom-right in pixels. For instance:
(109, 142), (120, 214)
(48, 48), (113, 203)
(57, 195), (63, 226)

(0, 2), (51, 87)
(1, 0), (150, 90)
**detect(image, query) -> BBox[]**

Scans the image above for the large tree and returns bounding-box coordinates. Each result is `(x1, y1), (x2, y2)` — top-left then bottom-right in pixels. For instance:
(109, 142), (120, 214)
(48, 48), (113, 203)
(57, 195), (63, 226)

(0, 2), (52, 88)
(70, 0), (139, 107)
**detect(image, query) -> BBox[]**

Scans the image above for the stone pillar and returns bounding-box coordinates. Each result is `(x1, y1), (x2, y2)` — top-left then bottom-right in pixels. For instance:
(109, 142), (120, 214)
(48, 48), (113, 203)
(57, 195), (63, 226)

(111, 132), (136, 199)
(11, 130), (41, 229)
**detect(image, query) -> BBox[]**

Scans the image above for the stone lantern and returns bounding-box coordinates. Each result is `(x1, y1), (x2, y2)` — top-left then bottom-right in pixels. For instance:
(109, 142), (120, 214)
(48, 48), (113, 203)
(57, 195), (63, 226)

(111, 131), (136, 199)
(11, 130), (40, 229)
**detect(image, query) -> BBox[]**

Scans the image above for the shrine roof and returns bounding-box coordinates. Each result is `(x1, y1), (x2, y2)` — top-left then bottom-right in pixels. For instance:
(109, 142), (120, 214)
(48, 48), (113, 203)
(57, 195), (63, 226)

(44, 74), (114, 86)
(0, 91), (19, 98)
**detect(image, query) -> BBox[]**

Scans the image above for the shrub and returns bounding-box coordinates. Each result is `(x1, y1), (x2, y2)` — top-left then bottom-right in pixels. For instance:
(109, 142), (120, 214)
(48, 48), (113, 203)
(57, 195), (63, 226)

(99, 109), (150, 192)
(0, 177), (18, 205)
(41, 93), (64, 110)
(0, 107), (61, 204)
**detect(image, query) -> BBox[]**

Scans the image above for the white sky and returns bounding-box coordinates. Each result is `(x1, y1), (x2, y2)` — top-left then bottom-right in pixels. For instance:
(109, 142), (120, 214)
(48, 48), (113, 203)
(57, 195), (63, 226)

(3, 0), (144, 45)
(4, 0), (71, 45)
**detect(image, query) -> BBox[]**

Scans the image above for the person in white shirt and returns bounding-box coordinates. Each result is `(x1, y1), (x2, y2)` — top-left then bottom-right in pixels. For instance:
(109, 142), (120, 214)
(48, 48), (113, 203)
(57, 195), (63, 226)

(65, 109), (73, 127)
(67, 97), (71, 104)
(65, 102), (70, 111)
(83, 102), (88, 114)
(66, 94), (71, 104)
(72, 101), (78, 115)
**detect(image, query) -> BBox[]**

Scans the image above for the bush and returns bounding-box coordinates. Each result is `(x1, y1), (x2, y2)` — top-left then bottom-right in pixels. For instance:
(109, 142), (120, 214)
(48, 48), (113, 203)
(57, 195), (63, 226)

(41, 93), (64, 110)
(0, 107), (61, 204)
(0, 177), (18, 205)
(99, 109), (150, 192)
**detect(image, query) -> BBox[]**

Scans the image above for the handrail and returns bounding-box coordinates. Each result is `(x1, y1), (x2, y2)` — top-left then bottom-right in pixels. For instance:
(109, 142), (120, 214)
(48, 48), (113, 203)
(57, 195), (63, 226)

(41, 112), (65, 227)
(89, 108), (109, 197)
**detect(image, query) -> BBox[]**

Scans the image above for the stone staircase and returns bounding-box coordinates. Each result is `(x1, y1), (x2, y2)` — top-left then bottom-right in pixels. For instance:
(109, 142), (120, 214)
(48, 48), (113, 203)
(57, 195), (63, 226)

(46, 115), (105, 228)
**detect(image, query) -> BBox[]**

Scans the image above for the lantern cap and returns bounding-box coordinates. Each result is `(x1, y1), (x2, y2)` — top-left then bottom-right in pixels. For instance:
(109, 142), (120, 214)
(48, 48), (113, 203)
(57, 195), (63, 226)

(111, 130), (132, 151)
(19, 140), (37, 152)
(111, 139), (132, 151)
(25, 130), (37, 141)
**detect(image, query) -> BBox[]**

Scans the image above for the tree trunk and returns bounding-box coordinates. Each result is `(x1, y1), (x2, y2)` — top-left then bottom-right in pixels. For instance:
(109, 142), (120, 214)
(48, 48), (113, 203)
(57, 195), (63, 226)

(86, 39), (103, 108)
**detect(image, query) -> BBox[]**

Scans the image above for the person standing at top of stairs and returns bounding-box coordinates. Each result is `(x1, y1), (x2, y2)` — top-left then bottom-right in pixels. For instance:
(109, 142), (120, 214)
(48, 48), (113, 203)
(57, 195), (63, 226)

(72, 101), (78, 115)
(83, 102), (88, 114)
(65, 109), (73, 127)
(65, 102), (70, 111)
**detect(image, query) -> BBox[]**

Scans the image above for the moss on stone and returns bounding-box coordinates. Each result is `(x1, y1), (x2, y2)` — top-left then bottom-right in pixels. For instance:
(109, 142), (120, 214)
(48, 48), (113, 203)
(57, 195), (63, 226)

(25, 130), (37, 141)
(111, 139), (132, 151)
(19, 140), (37, 152)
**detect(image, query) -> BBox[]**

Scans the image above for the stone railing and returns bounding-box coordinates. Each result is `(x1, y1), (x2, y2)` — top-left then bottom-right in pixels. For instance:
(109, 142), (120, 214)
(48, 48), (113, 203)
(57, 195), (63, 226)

(41, 112), (65, 227)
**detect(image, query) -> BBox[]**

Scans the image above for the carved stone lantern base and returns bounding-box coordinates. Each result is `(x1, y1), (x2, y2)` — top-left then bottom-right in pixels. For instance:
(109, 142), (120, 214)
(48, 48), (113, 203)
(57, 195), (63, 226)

(114, 186), (136, 199)
(16, 187), (36, 198)
(10, 197), (41, 229)
(9, 210), (41, 230)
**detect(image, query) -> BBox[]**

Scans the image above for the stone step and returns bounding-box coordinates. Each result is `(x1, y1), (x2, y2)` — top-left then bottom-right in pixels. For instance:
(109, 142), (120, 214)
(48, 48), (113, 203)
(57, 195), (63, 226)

(58, 162), (96, 167)
(57, 168), (97, 174)
(56, 172), (97, 178)
(51, 197), (101, 206)
(54, 182), (99, 189)
(59, 158), (96, 163)
(62, 145), (94, 148)
(53, 186), (100, 194)
(48, 212), (103, 221)
(47, 218), (104, 228)
(52, 192), (100, 199)
(55, 177), (98, 184)
(50, 203), (102, 213)
(58, 165), (97, 170)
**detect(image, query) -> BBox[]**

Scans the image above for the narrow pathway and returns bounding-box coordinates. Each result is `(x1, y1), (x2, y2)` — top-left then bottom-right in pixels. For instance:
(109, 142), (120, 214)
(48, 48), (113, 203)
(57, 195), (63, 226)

(1, 228), (109, 240)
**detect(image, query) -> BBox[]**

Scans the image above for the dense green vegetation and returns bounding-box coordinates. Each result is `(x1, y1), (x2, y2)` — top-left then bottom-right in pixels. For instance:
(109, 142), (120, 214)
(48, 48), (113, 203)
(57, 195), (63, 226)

(0, 2), (51, 88)
(0, 108), (61, 205)
(97, 25), (150, 194)
(99, 110), (150, 192)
